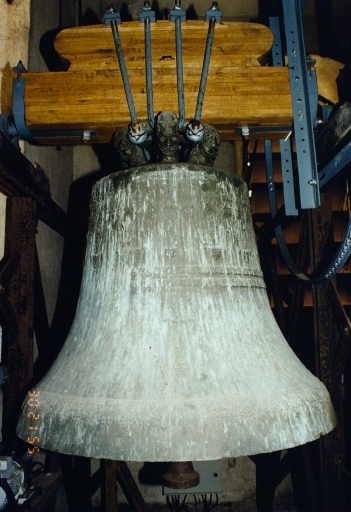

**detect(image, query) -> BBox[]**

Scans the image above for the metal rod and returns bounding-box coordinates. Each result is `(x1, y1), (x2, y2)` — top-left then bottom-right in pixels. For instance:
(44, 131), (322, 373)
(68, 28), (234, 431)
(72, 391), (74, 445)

(175, 15), (185, 128)
(194, 17), (216, 122)
(110, 19), (138, 124)
(144, 13), (155, 127)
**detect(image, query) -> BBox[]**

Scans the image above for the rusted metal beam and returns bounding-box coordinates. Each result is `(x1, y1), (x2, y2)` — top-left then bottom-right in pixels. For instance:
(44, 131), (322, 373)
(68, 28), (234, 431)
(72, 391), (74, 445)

(1, 196), (37, 445)
(0, 132), (66, 236)
(0, 244), (22, 340)
(309, 193), (347, 511)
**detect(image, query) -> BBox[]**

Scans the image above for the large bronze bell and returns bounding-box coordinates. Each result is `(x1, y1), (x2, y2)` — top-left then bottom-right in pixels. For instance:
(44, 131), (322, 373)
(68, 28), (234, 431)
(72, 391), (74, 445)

(16, 147), (336, 461)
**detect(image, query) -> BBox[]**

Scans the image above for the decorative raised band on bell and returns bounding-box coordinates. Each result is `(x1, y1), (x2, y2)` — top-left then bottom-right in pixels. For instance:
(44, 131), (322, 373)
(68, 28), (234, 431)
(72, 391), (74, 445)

(16, 162), (336, 462)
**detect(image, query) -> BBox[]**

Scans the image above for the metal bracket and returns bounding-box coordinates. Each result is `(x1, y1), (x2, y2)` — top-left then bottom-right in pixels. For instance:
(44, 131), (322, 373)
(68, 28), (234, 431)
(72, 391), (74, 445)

(0, 114), (19, 149)
(282, 0), (320, 210)
(319, 140), (351, 189)
(306, 55), (318, 126)
(139, 3), (155, 22)
(12, 62), (34, 142)
(11, 61), (97, 142)
(103, 8), (121, 26)
(279, 135), (298, 216)
(169, 4), (187, 23)
(269, 17), (283, 67)
(269, 17), (298, 216)
(205, 2), (222, 23)
(268, 8), (320, 212)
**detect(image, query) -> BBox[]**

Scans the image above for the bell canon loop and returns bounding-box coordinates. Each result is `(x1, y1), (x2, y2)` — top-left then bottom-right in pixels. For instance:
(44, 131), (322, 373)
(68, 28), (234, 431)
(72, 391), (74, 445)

(16, 162), (336, 461)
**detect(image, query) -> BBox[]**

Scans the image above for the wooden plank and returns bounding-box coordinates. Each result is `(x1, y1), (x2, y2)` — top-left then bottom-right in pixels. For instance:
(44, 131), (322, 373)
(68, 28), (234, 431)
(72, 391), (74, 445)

(16, 21), (293, 144)
(115, 461), (148, 512)
(55, 21), (274, 67)
(100, 460), (118, 512)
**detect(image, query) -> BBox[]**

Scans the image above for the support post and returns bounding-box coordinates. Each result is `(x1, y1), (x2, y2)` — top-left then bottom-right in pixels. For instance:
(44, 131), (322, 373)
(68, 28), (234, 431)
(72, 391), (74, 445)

(1, 196), (37, 446)
(310, 193), (346, 510)
(101, 460), (118, 512)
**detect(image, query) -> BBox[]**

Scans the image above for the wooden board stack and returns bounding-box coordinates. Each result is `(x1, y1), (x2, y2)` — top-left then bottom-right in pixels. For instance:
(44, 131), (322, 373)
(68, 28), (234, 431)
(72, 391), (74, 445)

(18, 21), (293, 144)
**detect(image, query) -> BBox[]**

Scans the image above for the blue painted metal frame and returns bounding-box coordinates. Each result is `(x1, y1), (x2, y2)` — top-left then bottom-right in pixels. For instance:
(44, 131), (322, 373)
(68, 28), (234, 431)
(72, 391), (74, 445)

(269, 17), (283, 67)
(279, 136), (298, 216)
(12, 77), (34, 142)
(269, 17), (298, 216)
(261, 0), (351, 282)
(319, 141), (351, 189)
(282, 0), (320, 210)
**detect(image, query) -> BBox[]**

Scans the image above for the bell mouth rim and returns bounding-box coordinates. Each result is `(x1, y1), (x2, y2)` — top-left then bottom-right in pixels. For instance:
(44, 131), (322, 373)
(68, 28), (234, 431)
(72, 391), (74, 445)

(17, 386), (336, 461)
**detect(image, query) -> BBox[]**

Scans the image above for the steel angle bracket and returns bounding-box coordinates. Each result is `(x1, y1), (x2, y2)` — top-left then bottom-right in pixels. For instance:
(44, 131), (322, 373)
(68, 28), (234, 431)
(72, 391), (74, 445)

(0, 114), (19, 149)
(280, 135), (298, 216)
(269, 17), (298, 216)
(269, 17), (283, 67)
(12, 62), (97, 142)
(12, 62), (34, 142)
(282, 0), (320, 210)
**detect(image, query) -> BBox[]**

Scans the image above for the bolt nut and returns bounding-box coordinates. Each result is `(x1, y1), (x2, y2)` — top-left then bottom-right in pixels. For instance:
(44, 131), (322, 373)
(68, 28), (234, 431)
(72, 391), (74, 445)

(128, 122), (147, 144)
(82, 130), (91, 142)
(105, 5), (117, 14)
(241, 125), (249, 137)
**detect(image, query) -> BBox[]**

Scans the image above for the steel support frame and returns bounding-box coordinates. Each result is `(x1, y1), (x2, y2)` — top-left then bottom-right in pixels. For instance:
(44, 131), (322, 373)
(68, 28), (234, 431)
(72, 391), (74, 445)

(1, 197), (37, 446)
(273, 0), (351, 215)
(262, 0), (351, 282)
(282, 0), (320, 210)
(263, 3), (351, 509)
(309, 196), (349, 511)
(0, 132), (67, 451)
